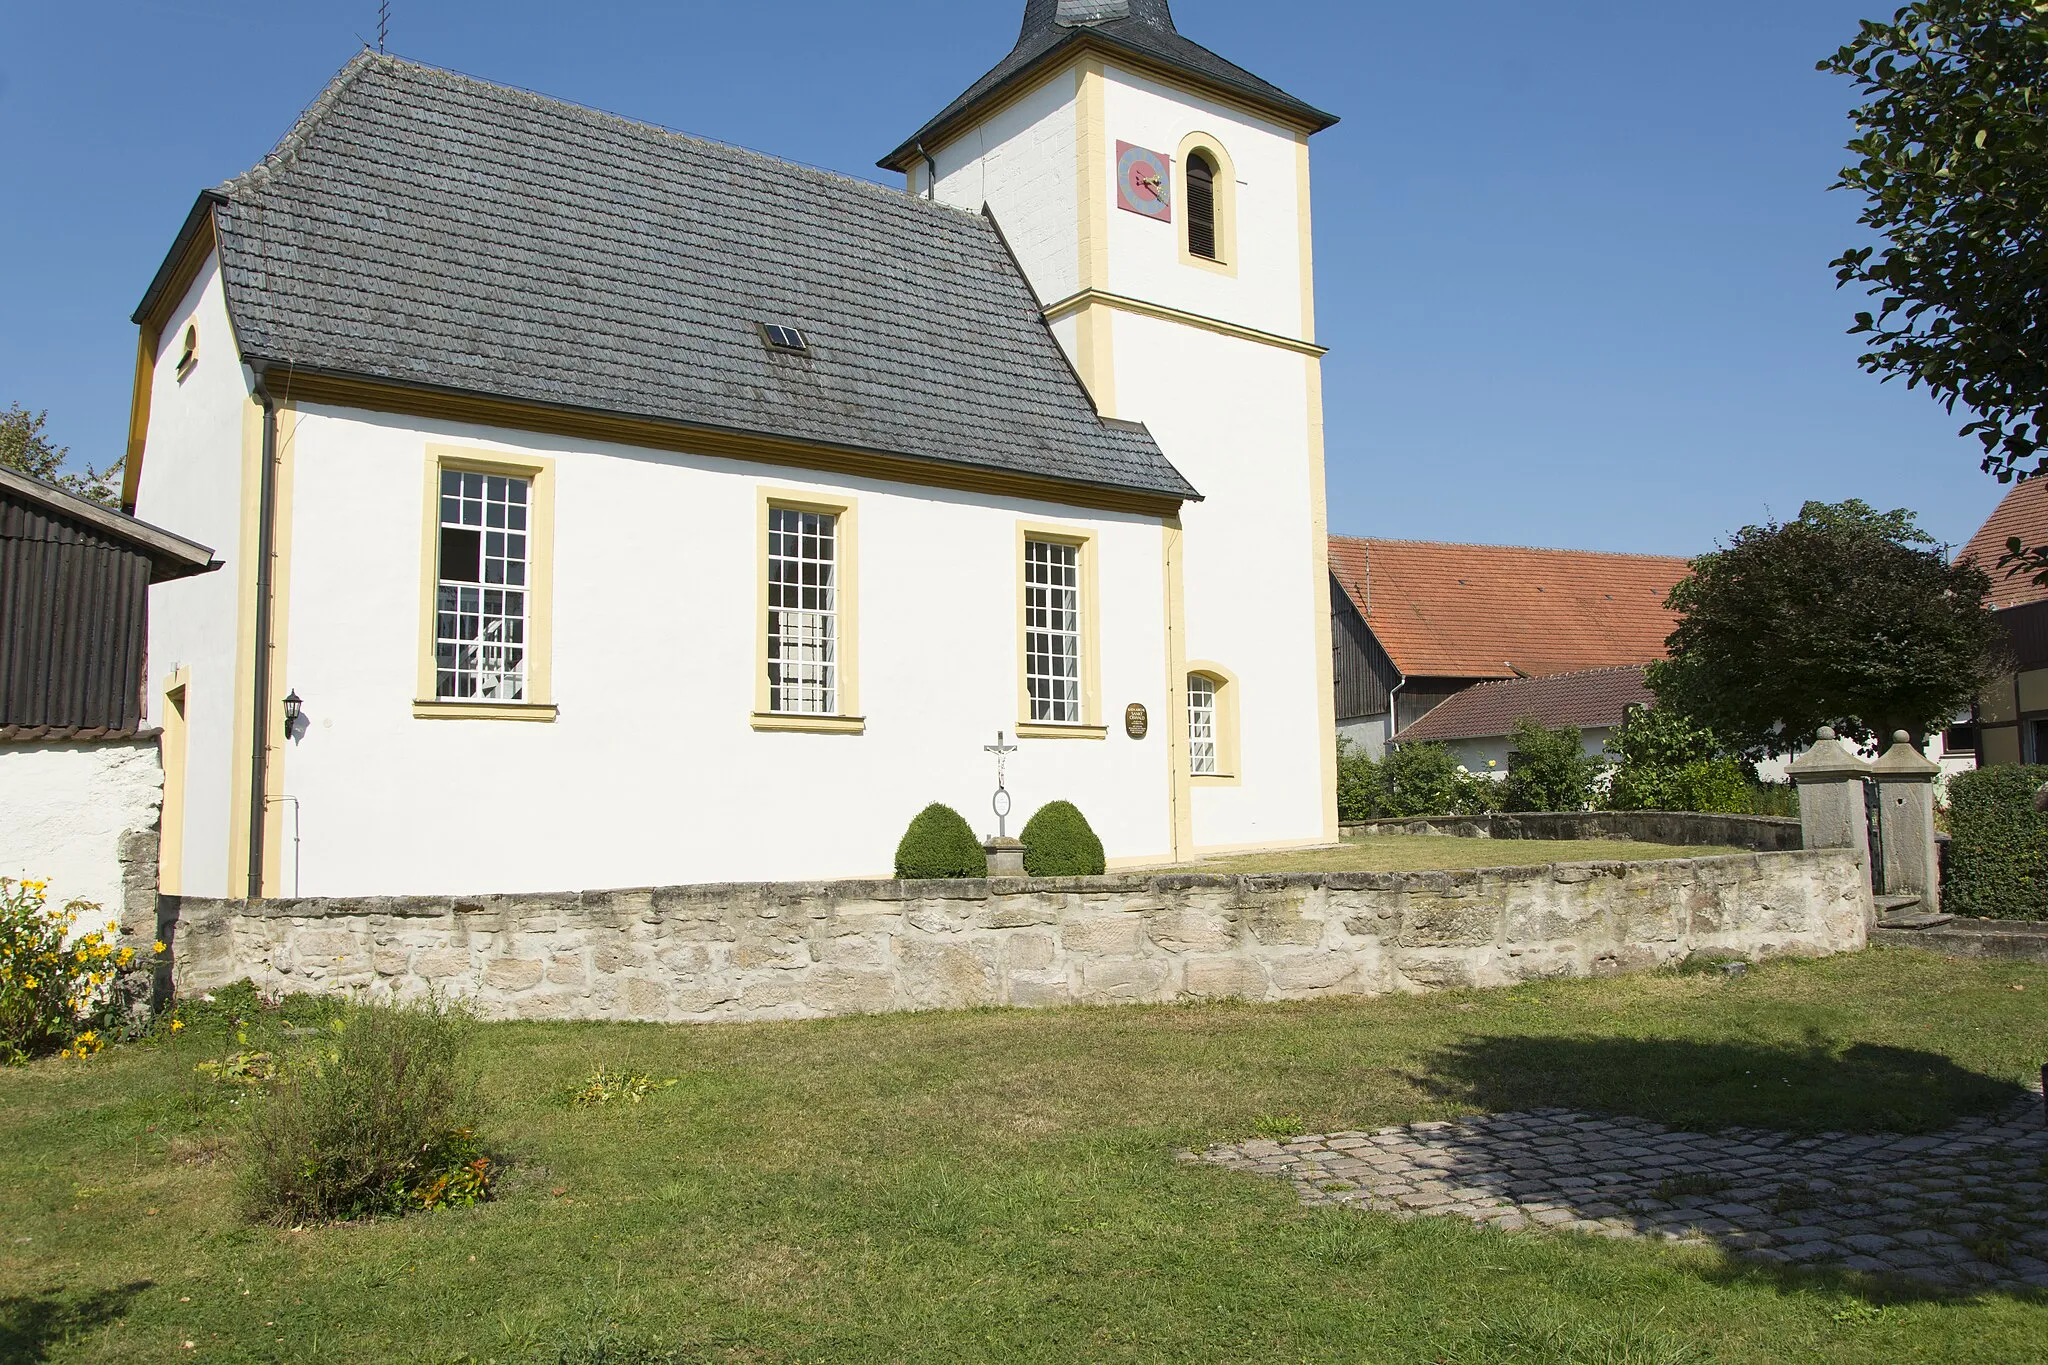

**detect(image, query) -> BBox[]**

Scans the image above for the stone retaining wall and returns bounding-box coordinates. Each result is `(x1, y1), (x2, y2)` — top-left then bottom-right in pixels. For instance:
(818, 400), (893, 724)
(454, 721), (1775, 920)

(1342, 811), (1803, 853)
(165, 849), (1872, 1023)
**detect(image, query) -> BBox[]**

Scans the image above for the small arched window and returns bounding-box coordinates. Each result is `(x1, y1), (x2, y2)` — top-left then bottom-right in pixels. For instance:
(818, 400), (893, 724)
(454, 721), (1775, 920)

(1188, 672), (1220, 774)
(1185, 664), (1239, 780)
(1185, 152), (1218, 261)
(176, 324), (198, 378)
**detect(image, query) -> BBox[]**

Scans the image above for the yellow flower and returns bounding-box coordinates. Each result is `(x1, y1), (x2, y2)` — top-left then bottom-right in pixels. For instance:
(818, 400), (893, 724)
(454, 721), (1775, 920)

(22, 977), (37, 990)
(170, 1019), (185, 1033)
(118, 947), (135, 966)
(153, 941), (167, 955)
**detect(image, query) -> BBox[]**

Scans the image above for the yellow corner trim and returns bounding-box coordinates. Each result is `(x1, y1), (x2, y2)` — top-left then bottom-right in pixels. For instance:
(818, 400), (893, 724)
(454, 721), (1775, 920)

(1016, 723), (1108, 741)
(1041, 289), (1327, 356)
(750, 712), (867, 734)
(412, 701), (559, 722)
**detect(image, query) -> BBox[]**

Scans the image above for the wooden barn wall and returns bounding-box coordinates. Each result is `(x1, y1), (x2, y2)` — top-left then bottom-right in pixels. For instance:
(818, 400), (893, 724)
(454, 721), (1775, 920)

(1330, 575), (1398, 720)
(0, 489), (152, 731)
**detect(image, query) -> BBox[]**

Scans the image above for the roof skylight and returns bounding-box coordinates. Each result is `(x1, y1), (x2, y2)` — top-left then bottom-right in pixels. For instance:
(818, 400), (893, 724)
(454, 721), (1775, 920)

(761, 323), (810, 353)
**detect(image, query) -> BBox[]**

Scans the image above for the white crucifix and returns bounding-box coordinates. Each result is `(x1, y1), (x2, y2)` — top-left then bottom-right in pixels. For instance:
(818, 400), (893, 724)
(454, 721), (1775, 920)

(985, 730), (1018, 839)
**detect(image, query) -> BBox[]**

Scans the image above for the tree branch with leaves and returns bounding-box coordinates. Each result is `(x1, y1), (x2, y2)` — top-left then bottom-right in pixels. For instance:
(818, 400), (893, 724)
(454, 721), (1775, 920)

(0, 404), (120, 507)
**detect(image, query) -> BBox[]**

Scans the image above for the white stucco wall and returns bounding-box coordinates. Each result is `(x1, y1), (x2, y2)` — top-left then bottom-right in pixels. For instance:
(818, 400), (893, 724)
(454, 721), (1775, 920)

(1113, 313), (1326, 851)
(133, 257), (251, 898)
(1100, 66), (1310, 340)
(928, 68), (1080, 304)
(265, 407), (1177, 895)
(0, 740), (161, 934)
(1436, 727), (1618, 778)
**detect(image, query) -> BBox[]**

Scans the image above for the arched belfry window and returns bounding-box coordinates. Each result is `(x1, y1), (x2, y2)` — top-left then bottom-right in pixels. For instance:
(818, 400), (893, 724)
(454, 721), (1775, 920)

(1175, 134), (1236, 274)
(1186, 152), (1218, 261)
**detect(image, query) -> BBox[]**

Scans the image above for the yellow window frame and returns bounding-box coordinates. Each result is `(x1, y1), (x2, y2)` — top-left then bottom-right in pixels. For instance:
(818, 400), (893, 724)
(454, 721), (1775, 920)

(1017, 521), (1105, 739)
(753, 486), (863, 734)
(414, 444), (558, 721)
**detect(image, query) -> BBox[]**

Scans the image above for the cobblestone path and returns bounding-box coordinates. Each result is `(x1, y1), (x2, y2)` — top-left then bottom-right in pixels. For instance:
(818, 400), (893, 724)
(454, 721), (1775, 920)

(1192, 1092), (2048, 1290)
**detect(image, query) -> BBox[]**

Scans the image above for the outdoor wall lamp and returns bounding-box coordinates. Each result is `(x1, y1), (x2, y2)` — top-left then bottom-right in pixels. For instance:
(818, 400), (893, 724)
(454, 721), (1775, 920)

(283, 690), (303, 734)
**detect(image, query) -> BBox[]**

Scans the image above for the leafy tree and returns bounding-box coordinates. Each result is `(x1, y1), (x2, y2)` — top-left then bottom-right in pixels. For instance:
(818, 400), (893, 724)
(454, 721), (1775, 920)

(1335, 738), (1383, 822)
(1500, 718), (1605, 813)
(0, 403), (120, 507)
(1820, 4), (2048, 581)
(1648, 500), (1997, 756)
(1604, 705), (1753, 813)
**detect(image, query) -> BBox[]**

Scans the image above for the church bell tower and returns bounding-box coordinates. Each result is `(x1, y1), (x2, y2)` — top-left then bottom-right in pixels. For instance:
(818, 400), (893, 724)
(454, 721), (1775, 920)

(881, 0), (1346, 853)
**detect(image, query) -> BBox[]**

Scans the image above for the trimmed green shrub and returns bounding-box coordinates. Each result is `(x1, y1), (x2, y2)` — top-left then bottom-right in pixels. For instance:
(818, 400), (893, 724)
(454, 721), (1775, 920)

(1501, 718), (1606, 812)
(1374, 741), (1501, 817)
(1944, 764), (2048, 920)
(240, 999), (492, 1225)
(893, 803), (986, 879)
(1021, 800), (1106, 877)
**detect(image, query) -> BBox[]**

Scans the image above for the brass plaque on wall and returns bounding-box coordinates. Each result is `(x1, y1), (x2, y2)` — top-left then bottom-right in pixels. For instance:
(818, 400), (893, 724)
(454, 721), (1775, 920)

(1125, 703), (1149, 739)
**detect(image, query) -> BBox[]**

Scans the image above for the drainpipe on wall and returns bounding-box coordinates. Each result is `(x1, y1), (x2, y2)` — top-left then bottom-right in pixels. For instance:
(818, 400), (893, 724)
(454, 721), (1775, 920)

(245, 368), (278, 899)
(1386, 676), (1407, 758)
(915, 142), (938, 201)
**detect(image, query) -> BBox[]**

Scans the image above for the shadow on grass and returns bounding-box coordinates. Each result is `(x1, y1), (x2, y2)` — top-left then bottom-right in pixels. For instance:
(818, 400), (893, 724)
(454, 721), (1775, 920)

(0, 1282), (153, 1363)
(1410, 1033), (2032, 1134)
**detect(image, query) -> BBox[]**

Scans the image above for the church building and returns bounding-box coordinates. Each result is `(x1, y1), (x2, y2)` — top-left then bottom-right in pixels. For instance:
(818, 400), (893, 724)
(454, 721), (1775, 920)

(126, 0), (1341, 897)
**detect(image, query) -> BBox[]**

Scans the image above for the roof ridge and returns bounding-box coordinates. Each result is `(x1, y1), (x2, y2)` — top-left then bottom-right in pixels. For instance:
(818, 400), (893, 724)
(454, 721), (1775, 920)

(1331, 533), (1693, 562)
(263, 52), (988, 228)
(1463, 664), (1651, 689)
(219, 47), (379, 196)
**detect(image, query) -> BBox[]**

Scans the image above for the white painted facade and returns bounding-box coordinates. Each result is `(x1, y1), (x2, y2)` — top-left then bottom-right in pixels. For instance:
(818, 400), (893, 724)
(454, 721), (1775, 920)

(136, 46), (1339, 897)
(0, 739), (162, 934)
(134, 256), (250, 899)
(925, 59), (1336, 856)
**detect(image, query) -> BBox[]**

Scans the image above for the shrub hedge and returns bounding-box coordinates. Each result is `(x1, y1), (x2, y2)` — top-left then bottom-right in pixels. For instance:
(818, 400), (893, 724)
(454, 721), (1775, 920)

(240, 999), (492, 1225)
(894, 803), (987, 879)
(1021, 800), (1106, 877)
(1943, 764), (2048, 920)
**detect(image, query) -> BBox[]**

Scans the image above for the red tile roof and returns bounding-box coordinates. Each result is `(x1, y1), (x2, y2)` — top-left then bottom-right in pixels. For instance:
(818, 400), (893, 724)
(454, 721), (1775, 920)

(1958, 479), (2048, 610)
(1393, 665), (1654, 744)
(1328, 536), (1691, 680)
(0, 725), (161, 744)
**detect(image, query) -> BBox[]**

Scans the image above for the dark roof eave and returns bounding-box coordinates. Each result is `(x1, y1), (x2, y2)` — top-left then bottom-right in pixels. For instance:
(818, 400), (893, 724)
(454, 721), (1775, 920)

(879, 28), (1338, 171)
(132, 190), (227, 327)
(0, 465), (219, 581)
(249, 358), (1201, 509)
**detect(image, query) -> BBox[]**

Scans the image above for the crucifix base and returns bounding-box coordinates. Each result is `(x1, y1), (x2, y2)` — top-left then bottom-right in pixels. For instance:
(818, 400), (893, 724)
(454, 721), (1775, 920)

(983, 837), (1026, 877)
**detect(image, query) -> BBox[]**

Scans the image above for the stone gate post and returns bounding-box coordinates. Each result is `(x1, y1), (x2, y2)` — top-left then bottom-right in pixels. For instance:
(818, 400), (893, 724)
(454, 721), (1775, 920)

(1870, 730), (1942, 913)
(1786, 726), (1872, 855)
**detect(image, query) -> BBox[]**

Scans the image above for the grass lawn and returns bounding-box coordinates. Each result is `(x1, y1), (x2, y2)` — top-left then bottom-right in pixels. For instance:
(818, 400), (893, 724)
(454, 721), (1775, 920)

(3, 948), (2046, 1363)
(1197, 834), (1748, 874)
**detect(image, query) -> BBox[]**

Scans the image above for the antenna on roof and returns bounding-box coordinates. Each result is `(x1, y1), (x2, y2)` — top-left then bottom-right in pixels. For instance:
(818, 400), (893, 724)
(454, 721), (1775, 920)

(376, 0), (390, 52)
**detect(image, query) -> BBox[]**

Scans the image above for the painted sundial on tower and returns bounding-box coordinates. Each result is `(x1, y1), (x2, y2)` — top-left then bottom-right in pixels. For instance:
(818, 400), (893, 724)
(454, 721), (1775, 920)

(1115, 141), (1172, 221)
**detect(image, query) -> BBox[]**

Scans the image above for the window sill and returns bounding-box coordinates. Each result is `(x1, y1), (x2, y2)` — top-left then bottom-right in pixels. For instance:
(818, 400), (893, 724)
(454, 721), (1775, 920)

(751, 712), (866, 734)
(412, 700), (558, 722)
(1016, 722), (1108, 741)
(1192, 772), (1241, 787)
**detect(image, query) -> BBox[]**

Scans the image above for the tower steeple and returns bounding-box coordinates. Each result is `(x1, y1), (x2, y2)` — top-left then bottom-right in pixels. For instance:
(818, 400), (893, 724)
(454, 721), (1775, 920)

(880, 0), (1333, 176)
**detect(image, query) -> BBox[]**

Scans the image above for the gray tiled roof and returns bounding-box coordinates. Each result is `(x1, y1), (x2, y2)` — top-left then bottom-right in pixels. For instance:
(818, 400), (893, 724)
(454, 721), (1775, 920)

(193, 53), (1195, 504)
(880, 0), (1337, 171)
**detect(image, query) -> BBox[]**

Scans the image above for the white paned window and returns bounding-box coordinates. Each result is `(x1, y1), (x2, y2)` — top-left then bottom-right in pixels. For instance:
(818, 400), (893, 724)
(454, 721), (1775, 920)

(435, 469), (528, 700)
(1188, 673), (1219, 775)
(767, 507), (837, 714)
(1024, 538), (1081, 723)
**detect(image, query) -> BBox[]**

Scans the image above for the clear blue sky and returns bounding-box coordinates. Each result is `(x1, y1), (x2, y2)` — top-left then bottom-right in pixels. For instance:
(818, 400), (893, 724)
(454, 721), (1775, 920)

(0, 1), (2009, 556)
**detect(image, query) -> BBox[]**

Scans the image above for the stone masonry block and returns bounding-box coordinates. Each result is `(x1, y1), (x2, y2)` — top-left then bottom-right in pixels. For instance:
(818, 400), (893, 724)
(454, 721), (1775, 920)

(1004, 931), (1058, 972)
(1143, 907), (1235, 954)
(899, 939), (998, 1010)
(1062, 916), (1146, 956)
(1077, 957), (1173, 1003)
(483, 957), (544, 991)
(1182, 957), (1268, 1000)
